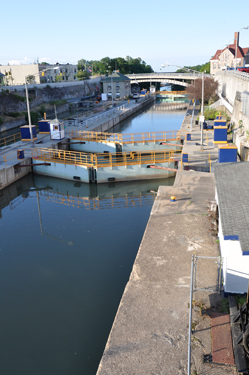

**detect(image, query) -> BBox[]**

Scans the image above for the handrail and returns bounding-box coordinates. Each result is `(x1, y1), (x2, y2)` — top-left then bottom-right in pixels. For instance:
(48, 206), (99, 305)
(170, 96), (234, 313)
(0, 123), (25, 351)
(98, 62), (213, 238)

(31, 147), (177, 169)
(0, 132), (21, 148)
(3, 148), (32, 166)
(66, 129), (182, 144)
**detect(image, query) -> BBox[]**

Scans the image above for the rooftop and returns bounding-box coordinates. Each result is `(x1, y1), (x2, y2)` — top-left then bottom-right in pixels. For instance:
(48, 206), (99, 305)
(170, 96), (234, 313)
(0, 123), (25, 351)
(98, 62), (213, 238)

(102, 72), (130, 83)
(214, 162), (249, 255)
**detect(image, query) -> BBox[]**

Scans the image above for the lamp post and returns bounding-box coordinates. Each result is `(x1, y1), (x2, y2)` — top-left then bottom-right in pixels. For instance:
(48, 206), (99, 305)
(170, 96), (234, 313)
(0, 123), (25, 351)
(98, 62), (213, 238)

(235, 26), (248, 70)
(25, 66), (59, 143)
(161, 64), (205, 148)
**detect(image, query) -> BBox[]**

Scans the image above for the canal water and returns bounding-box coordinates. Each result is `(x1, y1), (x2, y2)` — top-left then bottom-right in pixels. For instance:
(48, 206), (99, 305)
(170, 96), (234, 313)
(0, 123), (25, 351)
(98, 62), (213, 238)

(0, 103), (185, 375)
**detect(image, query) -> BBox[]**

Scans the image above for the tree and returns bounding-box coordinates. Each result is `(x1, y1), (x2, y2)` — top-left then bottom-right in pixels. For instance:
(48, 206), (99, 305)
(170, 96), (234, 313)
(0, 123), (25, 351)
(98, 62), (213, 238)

(55, 75), (63, 82)
(186, 77), (218, 104)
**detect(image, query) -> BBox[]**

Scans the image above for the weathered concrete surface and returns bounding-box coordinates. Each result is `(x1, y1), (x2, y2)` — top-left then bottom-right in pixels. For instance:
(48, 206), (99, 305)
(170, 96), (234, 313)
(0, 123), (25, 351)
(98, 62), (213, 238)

(96, 171), (219, 375)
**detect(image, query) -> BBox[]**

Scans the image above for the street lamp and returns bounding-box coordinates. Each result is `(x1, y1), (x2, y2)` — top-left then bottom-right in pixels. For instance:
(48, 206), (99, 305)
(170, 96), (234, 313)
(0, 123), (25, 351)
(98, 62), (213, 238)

(161, 64), (205, 148)
(235, 26), (248, 70)
(25, 66), (59, 143)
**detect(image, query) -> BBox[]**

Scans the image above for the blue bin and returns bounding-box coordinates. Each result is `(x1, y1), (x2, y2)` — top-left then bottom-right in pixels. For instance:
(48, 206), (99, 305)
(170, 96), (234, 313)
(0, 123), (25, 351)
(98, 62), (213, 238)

(214, 126), (227, 144)
(182, 153), (188, 162)
(218, 145), (237, 163)
(17, 150), (24, 159)
(20, 125), (37, 141)
(187, 134), (191, 141)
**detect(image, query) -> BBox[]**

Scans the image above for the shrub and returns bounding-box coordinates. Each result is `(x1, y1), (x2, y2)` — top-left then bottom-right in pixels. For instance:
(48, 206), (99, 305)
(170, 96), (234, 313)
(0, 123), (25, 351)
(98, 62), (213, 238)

(23, 111), (40, 125)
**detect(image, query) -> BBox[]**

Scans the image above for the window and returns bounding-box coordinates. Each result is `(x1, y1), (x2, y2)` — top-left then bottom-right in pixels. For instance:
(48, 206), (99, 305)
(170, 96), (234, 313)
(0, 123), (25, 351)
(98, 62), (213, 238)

(108, 85), (111, 90)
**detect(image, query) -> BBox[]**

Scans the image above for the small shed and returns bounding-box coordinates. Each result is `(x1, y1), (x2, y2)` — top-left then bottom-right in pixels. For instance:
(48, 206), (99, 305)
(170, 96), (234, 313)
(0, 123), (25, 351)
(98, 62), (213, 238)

(214, 162), (249, 294)
(50, 118), (65, 140)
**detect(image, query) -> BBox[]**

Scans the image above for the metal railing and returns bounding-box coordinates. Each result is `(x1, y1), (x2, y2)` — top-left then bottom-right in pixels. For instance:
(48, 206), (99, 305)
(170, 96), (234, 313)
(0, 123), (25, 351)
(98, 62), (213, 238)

(0, 132), (21, 148)
(156, 91), (187, 95)
(31, 147), (177, 169)
(66, 129), (182, 144)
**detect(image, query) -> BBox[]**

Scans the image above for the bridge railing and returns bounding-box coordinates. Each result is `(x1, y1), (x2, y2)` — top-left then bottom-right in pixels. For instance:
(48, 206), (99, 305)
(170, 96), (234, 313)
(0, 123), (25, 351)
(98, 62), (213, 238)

(31, 147), (178, 169)
(66, 129), (182, 144)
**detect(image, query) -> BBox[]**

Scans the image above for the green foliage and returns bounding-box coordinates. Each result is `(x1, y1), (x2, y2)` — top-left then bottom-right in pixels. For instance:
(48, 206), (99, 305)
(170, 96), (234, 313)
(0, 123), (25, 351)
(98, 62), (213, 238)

(76, 70), (90, 80)
(55, 75), (63, 82)
(204, 108), (229, 120)
(77, 56), (154, 76)
(5, 112), (22, 118)
(49, 99), (67, 106)
(235, 294), (247, 307)
(38, 105), (46, 117)
(219, 298), (229, 313)
(23, 111), (40, 125)
(177, 62), (210, 74)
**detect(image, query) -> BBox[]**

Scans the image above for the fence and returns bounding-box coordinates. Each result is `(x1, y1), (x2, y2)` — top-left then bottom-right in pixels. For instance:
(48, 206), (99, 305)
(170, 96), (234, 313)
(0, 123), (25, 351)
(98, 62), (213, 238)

(31, 147), (176, 169)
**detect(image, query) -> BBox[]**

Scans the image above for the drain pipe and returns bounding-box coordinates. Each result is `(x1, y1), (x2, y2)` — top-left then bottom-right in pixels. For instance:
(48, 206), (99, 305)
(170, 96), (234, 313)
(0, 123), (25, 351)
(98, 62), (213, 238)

(188, 254), (195, 375)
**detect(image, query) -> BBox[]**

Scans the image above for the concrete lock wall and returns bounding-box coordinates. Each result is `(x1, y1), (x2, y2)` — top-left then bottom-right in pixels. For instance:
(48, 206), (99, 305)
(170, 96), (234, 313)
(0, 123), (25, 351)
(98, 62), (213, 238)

(122, 140), (181, 153)
(0, 159), (32, 190)
(32, 160), (89, 183)
(96, 162), (176, 183)
(70, 141), (117, 153)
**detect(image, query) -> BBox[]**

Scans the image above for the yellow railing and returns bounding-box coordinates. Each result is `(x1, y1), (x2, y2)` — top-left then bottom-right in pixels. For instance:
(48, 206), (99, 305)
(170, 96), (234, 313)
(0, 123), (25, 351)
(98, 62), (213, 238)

(3, 149), (30, 166)
(32, 147), (177, 169)
(156, 91), (187, 95)
(66, 130), (182, 144)
(0, 132), (21, 148)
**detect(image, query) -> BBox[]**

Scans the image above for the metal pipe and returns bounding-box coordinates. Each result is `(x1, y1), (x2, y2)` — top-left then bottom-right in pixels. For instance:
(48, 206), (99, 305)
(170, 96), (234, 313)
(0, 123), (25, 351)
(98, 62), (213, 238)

(188, 254), (195, 375)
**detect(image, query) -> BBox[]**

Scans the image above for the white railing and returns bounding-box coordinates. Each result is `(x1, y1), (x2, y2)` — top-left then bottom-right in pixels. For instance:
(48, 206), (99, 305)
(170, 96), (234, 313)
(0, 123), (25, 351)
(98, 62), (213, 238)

(64, 95), (153, 128)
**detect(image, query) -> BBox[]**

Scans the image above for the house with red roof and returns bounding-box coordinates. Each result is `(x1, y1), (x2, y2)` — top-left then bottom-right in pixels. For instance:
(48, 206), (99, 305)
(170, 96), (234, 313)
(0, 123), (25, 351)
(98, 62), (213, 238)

(210, 32), (249, 74)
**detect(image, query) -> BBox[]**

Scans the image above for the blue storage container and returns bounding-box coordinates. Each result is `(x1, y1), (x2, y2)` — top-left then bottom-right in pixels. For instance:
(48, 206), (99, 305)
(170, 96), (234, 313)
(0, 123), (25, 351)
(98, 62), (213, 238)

(182, 153), (188, 162)
(214, 119), (226, 127)
(187, 134), (191, 141)
(38, 120), (50, 134)
(218, 144), (237, 163)
(214, 126), (227, 144)
(17, 150), (24, 159)
(20, 125), (37, 141)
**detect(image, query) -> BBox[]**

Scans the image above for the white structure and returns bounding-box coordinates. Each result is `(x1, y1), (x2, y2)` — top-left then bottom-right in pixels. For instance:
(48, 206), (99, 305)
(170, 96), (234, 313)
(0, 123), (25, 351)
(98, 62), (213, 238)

(210, 32), (249, 74)
(39, 64), (78, 83)
(214, 162), (249, 293)
(0, 64), (40, 85)
(50, 119), (65, 140)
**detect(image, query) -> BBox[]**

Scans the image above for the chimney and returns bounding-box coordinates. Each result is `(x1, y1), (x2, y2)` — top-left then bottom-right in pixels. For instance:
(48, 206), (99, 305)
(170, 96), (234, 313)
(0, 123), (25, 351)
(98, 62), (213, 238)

(234, 32), (239, 46)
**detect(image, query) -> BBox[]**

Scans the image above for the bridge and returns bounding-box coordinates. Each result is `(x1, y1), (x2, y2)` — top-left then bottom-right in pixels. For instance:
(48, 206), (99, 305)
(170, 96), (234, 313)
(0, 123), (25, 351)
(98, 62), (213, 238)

(126, 72), (211, 87)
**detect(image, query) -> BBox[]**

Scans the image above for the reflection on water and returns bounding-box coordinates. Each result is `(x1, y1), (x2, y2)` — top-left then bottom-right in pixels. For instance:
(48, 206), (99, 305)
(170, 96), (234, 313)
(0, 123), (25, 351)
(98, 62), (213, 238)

(0, 104), (184, 375)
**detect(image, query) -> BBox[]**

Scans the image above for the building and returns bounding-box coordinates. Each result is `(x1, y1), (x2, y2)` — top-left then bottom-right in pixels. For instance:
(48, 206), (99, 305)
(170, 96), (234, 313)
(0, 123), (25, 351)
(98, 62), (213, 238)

(102, 72), (131, 100)
(0, 64), (40, 85)
(39, 63), (78, 83)
(210, 32), (249, 75)
(214, 162), (249, 294)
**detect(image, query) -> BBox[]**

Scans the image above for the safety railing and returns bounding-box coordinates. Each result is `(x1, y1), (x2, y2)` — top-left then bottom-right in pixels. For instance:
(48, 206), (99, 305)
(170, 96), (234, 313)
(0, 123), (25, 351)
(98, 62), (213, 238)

(31, 147), (177, 169)
(156, 91), (187, 95)
(66, 129), (182, 144)
(31, 148), (93, 167)
(2, 148), (32, 166)
(0, 132), (21, 148)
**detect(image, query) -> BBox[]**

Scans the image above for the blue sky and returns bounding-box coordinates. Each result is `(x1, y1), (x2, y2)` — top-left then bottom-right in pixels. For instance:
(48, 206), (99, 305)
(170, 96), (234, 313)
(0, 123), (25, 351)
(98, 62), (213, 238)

(1, 0), (249, 72)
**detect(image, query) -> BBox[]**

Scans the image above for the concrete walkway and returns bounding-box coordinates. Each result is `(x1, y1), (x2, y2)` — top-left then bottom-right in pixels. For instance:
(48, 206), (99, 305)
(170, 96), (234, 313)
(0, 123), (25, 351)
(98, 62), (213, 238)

(96, 109), (236, 375)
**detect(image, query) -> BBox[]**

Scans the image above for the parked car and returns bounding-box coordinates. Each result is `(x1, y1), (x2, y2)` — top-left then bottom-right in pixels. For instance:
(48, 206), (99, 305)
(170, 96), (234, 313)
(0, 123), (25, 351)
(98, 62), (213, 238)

(237, 67), (249, 73)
